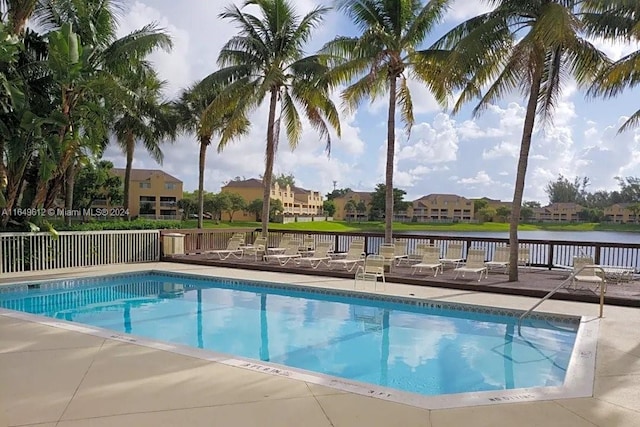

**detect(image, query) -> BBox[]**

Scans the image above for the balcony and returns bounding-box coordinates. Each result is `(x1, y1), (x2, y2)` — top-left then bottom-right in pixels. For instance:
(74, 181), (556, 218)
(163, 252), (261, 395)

(159, 201), (177, 208)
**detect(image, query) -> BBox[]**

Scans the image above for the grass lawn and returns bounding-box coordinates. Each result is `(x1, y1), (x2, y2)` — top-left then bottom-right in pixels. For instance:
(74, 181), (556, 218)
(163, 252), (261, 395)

(178, 220), (640, 233)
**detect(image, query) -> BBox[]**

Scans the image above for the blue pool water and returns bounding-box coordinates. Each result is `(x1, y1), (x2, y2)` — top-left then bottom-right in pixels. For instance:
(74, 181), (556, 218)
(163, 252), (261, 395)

(0, 272), (579, 396)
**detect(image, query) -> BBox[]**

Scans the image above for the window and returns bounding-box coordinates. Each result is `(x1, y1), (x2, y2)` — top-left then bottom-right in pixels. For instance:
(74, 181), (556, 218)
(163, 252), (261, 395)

(165, 182), (176, 190)
(139, 181), (151, 189)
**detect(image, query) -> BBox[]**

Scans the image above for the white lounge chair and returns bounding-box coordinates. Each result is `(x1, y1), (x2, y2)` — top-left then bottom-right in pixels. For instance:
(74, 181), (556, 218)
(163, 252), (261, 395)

(518, 246), (531, 271)
(379, 243), (395, 269)
(329, 240), (365, 272)
(485, 246), (510, 274)
(206, 237), (244, 260)
(298, 234), (316, 256)
(571, 256), (606, 292)
(392, 239), (409, 265)
(406, 243), (432, 264)
(267, 235), (298, 255)
(440, 242), (464, 269)
(355, 254), (386, 289)
(242, 236), (268, 261)
(454, 249), (488, 281)
(263, 241), (302, 266)
(295, 242), (333, 269)
(411, 247), (442, 276)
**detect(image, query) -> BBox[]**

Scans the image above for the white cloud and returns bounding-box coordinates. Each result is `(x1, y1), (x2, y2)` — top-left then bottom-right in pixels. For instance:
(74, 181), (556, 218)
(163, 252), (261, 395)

(457, 171), (495, 186)
(101, 0), (640, 204)
(482, 141), (519, 159)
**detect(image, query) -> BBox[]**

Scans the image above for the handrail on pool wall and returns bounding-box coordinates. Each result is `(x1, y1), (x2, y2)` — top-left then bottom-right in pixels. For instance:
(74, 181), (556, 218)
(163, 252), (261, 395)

(517, 265), (607, 335)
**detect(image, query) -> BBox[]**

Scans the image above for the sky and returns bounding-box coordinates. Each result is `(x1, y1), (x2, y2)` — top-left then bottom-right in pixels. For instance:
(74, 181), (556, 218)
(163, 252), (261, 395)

(101, 0), (640, 204)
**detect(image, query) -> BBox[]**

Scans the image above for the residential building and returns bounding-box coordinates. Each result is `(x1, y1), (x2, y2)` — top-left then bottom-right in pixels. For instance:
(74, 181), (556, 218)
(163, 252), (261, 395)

(411, 194), (474, 222)
(604, 203), (639, 223)
(220, 178), (324, 221)
(332, 191), (372, 221)
(292, 186), (324, 216)
(99, 169), (182, 219)
(533, 203), (583, 222)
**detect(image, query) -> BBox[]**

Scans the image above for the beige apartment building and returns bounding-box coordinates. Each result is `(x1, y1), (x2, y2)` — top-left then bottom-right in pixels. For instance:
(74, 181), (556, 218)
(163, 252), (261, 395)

(411, 194), (474, 222)
(604, 203), (639, 223)
(98, 169), (182, 219)
(532, 202), (583, 222)
(220, 178), (324, 221)
(332, 191), (373, 221)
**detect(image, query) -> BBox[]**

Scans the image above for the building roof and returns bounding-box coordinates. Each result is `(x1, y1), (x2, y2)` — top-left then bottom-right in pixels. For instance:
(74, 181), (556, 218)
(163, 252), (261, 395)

(412, 194), (470, 207)
(414, 193), (469, 202)
(545, 202), (584, 210)
(338, 191), (372, 201)
(111, 168), (182, 183)
(222, 178), (264, 188)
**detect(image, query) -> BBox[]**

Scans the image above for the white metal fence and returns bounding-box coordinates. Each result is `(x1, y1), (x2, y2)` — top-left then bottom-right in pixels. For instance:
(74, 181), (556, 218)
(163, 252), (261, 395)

(0, 230), (160, 274)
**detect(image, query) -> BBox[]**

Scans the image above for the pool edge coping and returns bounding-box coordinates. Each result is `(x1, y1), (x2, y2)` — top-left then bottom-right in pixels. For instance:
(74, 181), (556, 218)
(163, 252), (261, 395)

(0, 268), (599, 410)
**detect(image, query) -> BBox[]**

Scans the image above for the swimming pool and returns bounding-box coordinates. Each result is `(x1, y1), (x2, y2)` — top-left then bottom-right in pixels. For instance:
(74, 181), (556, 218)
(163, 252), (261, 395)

(0, 271), (597, 408)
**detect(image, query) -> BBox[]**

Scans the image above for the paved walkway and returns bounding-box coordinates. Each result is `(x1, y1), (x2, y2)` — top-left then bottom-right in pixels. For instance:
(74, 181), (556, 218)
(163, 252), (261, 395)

(1, 263), (640, 426)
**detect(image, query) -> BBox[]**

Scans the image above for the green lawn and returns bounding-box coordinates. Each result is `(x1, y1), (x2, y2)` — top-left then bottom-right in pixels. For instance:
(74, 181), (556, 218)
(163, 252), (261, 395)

(42, 218), (640, 233)
(179, 220), (640, 233)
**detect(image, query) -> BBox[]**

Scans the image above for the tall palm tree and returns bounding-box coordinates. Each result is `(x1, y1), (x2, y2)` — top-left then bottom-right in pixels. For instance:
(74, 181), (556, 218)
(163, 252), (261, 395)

(323, 0), (452, 243)
(586, 0), (640, 132)
(436, 0), (609, 281)
(212, 0), (341, 237)
(111, 70), (176, 217)
(28, 0), (173, 210)
(175, 80), (249, 229)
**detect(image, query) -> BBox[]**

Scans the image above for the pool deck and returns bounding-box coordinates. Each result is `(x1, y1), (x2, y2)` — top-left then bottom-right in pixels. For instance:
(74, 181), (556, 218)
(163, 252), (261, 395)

(1, 262), (640, 427)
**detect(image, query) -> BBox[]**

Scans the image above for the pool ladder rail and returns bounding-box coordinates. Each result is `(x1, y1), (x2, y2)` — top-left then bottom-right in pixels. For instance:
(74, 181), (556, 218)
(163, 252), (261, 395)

(517, 265), (606, 336)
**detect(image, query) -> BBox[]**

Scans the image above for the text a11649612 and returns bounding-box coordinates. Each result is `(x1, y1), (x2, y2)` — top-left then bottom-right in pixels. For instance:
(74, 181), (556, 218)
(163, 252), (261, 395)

(1, 207), (130, 218)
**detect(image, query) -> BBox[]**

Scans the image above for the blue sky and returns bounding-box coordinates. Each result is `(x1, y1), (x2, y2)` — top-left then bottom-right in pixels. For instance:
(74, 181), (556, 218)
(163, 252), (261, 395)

(102, 0), (640, 204)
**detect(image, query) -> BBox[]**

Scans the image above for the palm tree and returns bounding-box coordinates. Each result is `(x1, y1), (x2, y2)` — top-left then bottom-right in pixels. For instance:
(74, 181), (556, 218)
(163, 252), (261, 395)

(323, 0), (452, 244)
(586, 0), (640, 132)
(111, 70), (176, 217)
(175, 80), (249, 229)
(436, 0), (609, 281)
(212, 0), (341, 237)
(29, 2), (173, 210)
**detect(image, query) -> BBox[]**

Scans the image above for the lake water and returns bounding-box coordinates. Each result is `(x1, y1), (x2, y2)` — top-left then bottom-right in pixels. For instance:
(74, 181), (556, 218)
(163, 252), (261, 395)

(400, 230), (640, 244)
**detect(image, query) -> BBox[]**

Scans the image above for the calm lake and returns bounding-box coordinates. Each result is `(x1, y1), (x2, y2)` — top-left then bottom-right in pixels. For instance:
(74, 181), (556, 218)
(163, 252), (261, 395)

(402, 230), (640, 244)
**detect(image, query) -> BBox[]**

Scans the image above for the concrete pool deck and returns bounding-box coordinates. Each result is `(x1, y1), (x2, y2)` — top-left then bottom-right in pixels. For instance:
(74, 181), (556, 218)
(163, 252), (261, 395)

(1, 262), (639, 427)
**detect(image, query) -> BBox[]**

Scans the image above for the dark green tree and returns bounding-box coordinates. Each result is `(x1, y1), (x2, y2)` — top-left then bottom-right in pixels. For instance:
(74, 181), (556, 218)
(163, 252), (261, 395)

(369, 184), (408, 221)
(325, 188), (352, 200)
(545, 175), (589, 204)
(225, 192), (247, 222)
(72, 160), (123, 216)
(323, 200), (336, 217)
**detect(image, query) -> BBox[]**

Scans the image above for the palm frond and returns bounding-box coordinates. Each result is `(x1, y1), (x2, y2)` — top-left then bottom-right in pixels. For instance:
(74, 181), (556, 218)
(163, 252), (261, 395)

(280, 89), (301, 149)
(101, 23), (172, 73)
(619, 109), (640, 133)
(402, 0), (450, 47)
(396, 75), (414, 137)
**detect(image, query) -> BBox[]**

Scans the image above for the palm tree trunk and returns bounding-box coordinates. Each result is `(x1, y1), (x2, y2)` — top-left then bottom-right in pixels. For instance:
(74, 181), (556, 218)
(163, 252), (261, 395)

(64, 162), (76, 226)
(384, 75), (398, 244)
(197, 138), (208, 229)
(261, 87), (279, 237)
(509, 68), (543, 281)
(123, 131), (135, 220)
(0, 140), (6, 195)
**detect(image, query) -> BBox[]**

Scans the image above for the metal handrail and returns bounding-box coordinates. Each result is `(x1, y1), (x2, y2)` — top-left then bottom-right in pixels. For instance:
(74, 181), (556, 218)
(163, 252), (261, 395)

(517, 265), (606, 335)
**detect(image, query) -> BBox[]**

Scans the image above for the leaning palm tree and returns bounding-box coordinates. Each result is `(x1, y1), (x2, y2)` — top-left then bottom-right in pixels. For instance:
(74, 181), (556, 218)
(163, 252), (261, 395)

(211, 0), (341, 237)
(323, 0), (453, 244)
(585, 0), (640, 132)
(111, 70), (176, 216)
(175, 80), (250, 229)
(436, 0), (609, 281)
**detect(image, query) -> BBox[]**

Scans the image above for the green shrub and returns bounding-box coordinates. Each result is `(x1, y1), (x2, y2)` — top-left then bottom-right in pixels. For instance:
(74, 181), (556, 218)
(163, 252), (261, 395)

(53, 219), (183, 231)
